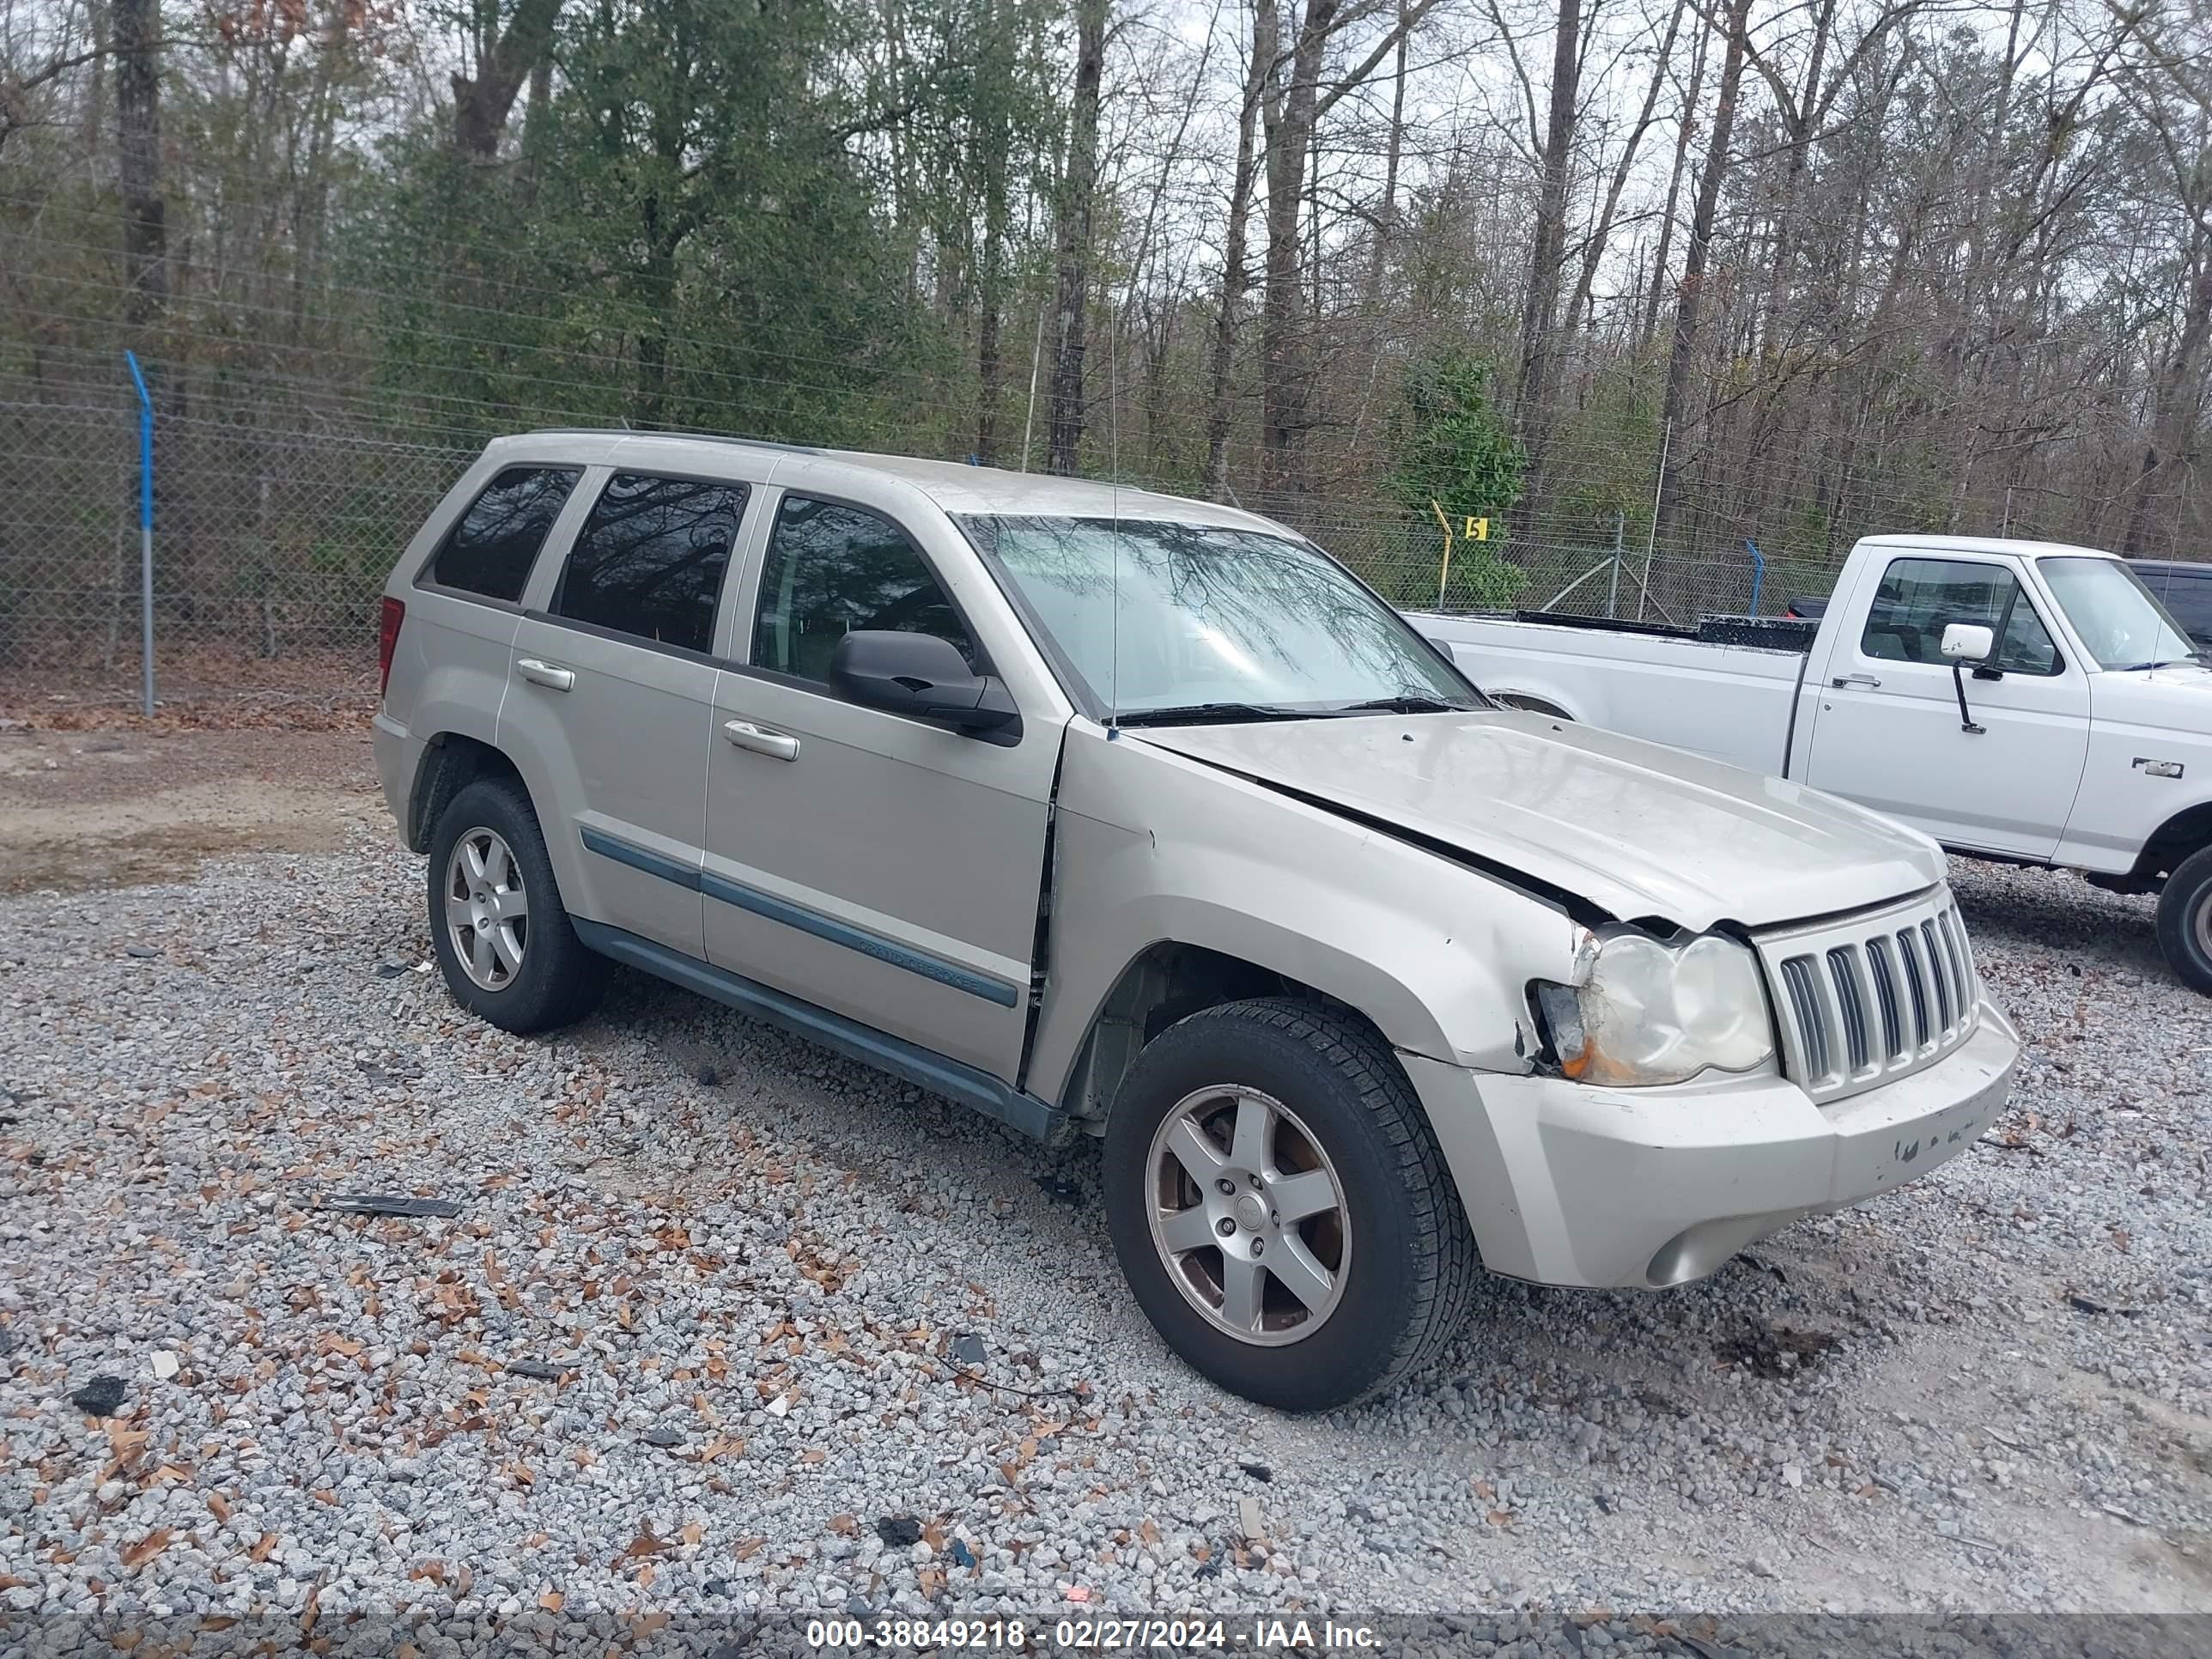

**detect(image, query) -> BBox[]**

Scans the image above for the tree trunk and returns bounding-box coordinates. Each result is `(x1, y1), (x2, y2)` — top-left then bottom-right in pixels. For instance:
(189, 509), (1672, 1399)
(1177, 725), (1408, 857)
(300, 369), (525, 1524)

(1202, 0), (1274, 501)
(1260, 0), (1340, 506)
(1653, 0), (1749, 540)
(1047, 0), (1107, 477)
(1514, 0), (1583, 536)
(2123, 235), (2212, 555)
(1640, 13), (1708, 353)
(112, 0), (166, 328)
(452, 0), (566, 161)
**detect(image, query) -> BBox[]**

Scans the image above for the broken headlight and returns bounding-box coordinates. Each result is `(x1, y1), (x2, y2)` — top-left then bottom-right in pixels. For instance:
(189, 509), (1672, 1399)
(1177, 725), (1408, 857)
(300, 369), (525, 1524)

(1533, 929), (1775, 1087)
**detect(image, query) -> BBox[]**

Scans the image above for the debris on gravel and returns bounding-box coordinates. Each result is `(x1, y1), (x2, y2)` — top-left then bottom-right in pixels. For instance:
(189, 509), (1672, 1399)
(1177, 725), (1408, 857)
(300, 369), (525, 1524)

(0, 841), (2208, 1626)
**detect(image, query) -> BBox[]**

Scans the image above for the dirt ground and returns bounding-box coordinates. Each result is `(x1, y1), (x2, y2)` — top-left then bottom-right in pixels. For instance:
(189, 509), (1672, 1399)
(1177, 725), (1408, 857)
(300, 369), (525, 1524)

(0, 726), (382, 894)
(0, 649), (385, 893)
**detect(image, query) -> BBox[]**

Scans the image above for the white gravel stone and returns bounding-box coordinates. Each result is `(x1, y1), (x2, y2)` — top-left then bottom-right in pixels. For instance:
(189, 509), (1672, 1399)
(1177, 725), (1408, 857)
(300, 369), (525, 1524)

(0, 838), (2207, 1623)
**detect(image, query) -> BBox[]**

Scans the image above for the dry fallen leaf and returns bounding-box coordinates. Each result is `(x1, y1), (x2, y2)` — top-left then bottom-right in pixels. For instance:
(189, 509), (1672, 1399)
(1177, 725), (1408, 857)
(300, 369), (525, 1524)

(249, 1534), (279, 1564)
(680, 1522), (703, 1547)
(732, 1536), (765, 1562)
(538, 1591), (564, 1612)
(120, 1529), (172, 1570)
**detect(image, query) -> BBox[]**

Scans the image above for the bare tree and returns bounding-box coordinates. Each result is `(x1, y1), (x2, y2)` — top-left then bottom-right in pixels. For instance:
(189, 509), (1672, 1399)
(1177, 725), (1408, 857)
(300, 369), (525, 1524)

(1654, 0), (1749, 539)
(111, 0), (163, 325)
(1047, 0), (1108, 475)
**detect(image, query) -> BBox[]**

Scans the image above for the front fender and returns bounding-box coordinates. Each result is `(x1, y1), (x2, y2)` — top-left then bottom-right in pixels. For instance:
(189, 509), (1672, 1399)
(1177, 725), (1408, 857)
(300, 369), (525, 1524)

(1024, 724), (1585, 1109)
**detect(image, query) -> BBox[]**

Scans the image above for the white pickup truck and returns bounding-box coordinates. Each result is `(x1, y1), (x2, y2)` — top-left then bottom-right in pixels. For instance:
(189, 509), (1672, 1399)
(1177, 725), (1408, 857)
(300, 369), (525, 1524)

(1413, 535), (2212, 994)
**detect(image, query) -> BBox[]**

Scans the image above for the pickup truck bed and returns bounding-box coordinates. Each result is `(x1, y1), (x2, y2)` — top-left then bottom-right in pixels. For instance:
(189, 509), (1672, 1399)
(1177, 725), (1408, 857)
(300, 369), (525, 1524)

(1413, 610), (1816, 776)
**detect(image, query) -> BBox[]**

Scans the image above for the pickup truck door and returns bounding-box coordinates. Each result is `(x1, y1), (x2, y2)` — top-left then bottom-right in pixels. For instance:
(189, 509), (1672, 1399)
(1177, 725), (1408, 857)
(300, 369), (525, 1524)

(701, 486), (1058, 1084)
(1801, 552), (2090, 860)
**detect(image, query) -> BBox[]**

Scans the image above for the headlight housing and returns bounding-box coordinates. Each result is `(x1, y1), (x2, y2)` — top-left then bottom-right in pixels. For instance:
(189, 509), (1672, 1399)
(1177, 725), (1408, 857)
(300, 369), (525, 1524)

(1533, 928), (1776, 1087)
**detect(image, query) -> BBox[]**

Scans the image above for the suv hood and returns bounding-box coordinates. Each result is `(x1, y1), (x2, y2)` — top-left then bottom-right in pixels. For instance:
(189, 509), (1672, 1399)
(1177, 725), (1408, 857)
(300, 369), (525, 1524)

(1134, 711), (1946, 932)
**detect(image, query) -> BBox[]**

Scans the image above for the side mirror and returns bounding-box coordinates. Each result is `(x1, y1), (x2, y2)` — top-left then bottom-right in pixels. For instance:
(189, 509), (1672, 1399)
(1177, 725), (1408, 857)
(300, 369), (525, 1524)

(1940, 623), (1995, 662)
(828, 629), (1020, 738)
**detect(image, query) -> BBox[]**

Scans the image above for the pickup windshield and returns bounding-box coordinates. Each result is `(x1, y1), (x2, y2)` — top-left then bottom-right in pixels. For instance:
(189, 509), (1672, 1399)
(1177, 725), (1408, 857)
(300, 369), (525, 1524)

(958, 515), (1482, 720)
(2039, 556), (2205, 670)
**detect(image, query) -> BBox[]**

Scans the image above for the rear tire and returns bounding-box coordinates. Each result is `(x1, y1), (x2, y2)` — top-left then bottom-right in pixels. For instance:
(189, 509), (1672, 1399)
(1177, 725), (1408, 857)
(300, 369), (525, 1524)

(1102, 998), (1480, 1411)
(426, 778), (607, 1033)
(2156, 846), (2212, 995)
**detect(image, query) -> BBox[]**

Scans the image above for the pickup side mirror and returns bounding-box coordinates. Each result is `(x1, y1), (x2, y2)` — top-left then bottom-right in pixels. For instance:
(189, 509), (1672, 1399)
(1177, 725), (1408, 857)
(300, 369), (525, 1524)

(828, 629), (1021, 740)
(1940, 623), (1995, 662)
(1936, 623), (1993, 736)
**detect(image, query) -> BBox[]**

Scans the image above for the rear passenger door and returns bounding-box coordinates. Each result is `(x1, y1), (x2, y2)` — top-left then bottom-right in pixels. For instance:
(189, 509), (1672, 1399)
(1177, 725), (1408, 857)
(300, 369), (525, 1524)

(501, 471), (750, 958)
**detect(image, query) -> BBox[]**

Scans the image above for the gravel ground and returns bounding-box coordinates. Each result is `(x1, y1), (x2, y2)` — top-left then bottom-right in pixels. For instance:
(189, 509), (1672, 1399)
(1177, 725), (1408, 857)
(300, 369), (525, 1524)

(2, 835), (2209, 1630)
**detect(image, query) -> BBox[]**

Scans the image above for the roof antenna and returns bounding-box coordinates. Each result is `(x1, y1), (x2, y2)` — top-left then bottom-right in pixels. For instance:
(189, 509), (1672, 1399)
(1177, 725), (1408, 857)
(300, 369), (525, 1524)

(1107, 231), (1124, 740)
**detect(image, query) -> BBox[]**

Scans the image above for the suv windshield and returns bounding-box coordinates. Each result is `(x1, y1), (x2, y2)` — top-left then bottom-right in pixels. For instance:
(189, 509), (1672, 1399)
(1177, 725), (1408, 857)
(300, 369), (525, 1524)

(959, 515), (1481, 720)
(2039, 556), (2204, 670)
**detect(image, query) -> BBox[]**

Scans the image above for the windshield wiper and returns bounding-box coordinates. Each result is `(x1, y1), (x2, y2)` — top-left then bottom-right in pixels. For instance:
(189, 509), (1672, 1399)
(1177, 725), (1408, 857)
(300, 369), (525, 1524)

(1114, 702), (1325, 727)
(1329, 695), (1481, 714)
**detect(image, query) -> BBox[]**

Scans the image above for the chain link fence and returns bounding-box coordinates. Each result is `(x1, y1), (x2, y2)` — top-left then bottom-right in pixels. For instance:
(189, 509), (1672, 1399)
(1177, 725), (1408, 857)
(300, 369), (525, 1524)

(0, 369), (1820, 690)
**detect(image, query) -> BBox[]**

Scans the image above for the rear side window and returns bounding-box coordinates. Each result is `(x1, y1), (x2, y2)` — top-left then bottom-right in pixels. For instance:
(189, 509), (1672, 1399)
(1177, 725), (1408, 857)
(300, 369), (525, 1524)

(2150, 570), (2212, 645)
(428, 465), (580, 602)
(551, 473), (748, 654)
(1860, 557), (2062, 676)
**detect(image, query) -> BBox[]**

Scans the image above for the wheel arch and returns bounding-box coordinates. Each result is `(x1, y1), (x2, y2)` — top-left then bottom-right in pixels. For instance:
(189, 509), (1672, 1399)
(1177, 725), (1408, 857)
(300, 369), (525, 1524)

(406, 732), (525, 854)
(1486, 689), (1578, 721)
(2131, 798), (2212, 886)
(1048, 940), (1404, 1131)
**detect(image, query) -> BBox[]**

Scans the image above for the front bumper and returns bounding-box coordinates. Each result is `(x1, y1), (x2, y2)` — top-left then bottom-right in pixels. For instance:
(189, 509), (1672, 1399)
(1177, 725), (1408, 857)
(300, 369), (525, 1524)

(1404, 992), (2020, 1289)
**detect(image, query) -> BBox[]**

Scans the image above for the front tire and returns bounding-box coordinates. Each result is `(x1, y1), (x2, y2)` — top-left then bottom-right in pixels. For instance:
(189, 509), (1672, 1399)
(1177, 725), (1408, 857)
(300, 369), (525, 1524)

(1102, 998), (1480, 1411)
(426, 778), (607, 1033)
(2156, 846), (2212, 995)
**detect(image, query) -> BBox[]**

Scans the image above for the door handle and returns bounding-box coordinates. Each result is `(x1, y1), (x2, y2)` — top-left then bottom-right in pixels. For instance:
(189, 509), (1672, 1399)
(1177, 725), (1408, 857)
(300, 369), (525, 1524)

(723, 720), (799, 761)
(1829, 673), (1881, 690)
(517, 658), (574, 692)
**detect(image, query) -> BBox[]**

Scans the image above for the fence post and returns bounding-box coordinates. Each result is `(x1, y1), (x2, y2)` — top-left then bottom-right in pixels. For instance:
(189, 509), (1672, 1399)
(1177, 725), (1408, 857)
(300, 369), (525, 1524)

(1607, 511), (1623, 618)
(125, 351), (155, 719)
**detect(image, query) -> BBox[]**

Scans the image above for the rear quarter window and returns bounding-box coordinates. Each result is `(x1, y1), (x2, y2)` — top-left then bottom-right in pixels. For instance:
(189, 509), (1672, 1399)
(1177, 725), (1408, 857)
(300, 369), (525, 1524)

(2163, 574), (2212, 645)
(426, 465), (581, 602)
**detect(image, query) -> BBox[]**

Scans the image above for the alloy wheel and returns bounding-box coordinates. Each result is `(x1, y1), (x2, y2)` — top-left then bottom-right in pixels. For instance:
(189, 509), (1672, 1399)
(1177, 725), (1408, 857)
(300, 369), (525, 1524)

(1144, 1085), (1349, 1346)
(445, 828), (528, 992)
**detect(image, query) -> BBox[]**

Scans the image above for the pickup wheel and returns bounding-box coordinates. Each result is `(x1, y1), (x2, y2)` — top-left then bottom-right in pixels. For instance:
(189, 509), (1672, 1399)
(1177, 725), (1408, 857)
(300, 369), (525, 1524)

(2156, 846), (2212, 995)
(426, 778), (607, 1033)
(1102, 998), (1479, 1411)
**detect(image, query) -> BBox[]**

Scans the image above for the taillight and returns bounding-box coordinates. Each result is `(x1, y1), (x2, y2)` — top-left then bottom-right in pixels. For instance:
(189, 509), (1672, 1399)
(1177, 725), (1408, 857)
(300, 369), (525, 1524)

(379, 597), (405, 698)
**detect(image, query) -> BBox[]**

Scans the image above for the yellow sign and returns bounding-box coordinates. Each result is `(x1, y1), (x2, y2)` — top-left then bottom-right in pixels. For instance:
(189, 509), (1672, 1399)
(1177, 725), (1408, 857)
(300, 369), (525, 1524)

(1465, 517), (1489, 541)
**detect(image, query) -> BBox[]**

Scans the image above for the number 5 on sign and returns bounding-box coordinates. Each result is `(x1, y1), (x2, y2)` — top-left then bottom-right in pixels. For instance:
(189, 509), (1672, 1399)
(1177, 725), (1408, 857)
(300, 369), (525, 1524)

(1464, 517), (1489, 540)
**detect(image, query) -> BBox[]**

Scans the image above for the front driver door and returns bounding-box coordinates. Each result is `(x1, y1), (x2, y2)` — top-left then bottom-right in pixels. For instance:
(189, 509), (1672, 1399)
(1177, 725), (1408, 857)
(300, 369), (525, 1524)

(1802, 553), (2090, 860)
(702, 487), (1059, 1083)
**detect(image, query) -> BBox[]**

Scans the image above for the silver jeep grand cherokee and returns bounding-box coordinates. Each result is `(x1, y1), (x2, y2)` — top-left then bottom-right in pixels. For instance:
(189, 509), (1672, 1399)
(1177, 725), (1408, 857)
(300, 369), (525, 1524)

(374, 431), (2021, 1410)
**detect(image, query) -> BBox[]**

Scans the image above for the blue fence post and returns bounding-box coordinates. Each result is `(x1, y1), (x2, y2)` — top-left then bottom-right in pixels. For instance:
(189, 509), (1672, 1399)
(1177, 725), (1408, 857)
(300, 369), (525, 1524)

(125, 351), (155, 718)
(1745, 537), (1765, 618)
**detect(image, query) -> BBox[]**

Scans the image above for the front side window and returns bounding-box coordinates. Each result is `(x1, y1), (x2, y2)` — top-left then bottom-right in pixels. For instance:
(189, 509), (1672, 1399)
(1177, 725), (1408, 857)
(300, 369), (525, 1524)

(552, 473), (747, 654)
(750, 496), (976, 682)
(1860, 557), (2061, 676)
(428, 465), (580, 601)
(2038, 556), (2203, 670)
(958, 515), (1479, 718)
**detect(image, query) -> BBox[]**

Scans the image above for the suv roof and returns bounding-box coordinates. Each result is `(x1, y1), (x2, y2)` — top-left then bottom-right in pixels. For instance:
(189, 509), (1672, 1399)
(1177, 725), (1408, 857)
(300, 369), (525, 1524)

(487, 428), (1285, 536)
